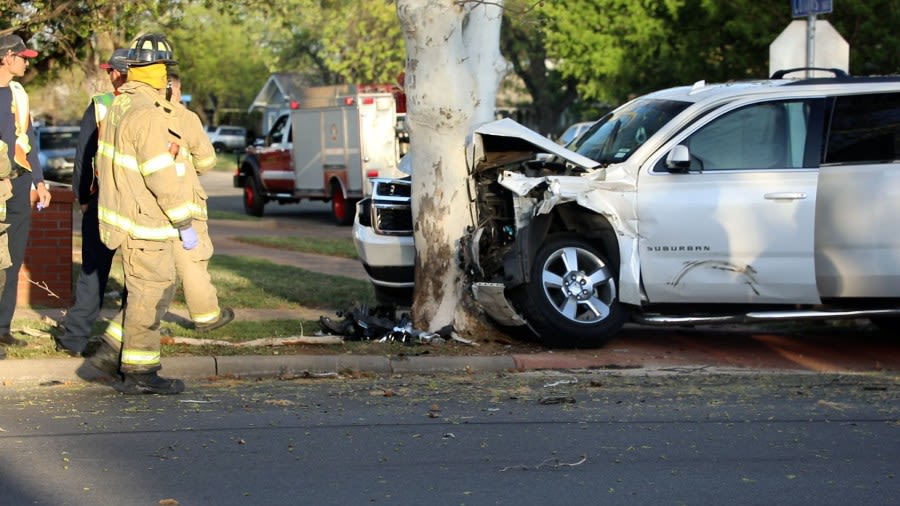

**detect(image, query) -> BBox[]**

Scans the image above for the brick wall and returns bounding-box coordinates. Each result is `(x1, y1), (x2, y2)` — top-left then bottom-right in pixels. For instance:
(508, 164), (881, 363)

(17, 185), (73, 308)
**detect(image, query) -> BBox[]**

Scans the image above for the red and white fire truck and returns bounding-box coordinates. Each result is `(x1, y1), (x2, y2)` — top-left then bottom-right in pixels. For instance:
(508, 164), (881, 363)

(234, 83), (408, 225)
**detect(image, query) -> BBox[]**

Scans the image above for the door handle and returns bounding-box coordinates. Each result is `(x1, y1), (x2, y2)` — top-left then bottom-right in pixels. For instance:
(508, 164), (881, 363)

(764, 192), (807, 201)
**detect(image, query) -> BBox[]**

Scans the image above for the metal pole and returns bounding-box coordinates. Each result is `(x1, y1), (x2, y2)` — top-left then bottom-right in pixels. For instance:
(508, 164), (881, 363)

(806, 13), (816, 78)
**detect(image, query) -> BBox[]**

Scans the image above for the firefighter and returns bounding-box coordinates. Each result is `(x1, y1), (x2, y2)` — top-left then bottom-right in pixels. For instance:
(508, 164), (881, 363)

(88, 33), (195, 395)
(54, 48), (130, 357)
(167, 71), (234, 332)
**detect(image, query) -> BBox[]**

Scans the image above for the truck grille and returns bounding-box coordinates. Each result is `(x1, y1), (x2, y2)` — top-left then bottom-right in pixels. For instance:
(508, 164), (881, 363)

(374, 203), (413, 234)
(371, 178), (413, 235)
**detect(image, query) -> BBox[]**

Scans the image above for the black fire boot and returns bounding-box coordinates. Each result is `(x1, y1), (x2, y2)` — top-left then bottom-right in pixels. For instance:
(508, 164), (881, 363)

(87, 339), (121, 378)
(194, 307), (235, 332)
(80, 338), (102, 358)
(116, 372), (185, 395)
(52, 334), (84, 357)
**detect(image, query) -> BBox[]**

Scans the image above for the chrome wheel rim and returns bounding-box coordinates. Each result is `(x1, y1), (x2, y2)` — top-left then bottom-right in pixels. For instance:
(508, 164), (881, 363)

(540, 246), (616, 324)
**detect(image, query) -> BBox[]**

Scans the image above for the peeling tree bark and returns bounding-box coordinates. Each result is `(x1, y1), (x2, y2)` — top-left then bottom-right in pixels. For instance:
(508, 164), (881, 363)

(396, 0), (508, 336)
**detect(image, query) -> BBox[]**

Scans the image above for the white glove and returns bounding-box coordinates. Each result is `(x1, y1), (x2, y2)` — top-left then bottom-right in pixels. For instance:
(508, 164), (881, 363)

(180, 226), (198, 250)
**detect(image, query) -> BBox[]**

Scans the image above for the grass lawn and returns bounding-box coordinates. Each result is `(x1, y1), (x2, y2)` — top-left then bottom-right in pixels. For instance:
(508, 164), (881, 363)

(8, 253), (386, 360)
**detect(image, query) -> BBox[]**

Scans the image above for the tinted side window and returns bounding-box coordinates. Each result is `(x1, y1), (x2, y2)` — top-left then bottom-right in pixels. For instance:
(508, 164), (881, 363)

(40, 130), (79, 150)
(269, 116), (288, 144)
(825, 93), (900, 164)
(685, 100), (813, 171)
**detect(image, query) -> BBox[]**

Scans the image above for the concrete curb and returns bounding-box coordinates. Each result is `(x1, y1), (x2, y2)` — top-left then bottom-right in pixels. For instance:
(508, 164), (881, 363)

(0, 354), (519, 386)
(215, 355), (393, 378)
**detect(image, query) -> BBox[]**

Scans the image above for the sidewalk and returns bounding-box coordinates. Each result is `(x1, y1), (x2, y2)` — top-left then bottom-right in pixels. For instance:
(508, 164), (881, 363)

(207, 219), (369, 281)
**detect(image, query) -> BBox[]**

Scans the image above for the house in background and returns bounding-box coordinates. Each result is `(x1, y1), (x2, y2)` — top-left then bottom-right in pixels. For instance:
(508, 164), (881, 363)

(248, 73), (325, 136)
(248, 71), (545, 139)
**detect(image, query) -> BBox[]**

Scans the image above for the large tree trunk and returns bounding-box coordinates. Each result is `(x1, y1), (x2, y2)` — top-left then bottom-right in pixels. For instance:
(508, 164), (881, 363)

(396, 0), (508, 336)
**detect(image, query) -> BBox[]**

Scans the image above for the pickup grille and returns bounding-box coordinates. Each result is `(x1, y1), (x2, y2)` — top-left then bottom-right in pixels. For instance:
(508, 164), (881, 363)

(371, 179), (413, 235)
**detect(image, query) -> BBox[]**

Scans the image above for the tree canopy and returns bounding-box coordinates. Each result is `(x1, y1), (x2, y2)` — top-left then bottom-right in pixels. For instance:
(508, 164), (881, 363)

(542, 0), (900, 105)
(162, 3), (273, 126)
(5, 0), (900, 128)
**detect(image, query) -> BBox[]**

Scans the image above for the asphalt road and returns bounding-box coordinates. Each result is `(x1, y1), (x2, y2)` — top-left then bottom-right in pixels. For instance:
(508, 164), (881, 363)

(9, 175), (900, 504)
(1, 371), (897, 505)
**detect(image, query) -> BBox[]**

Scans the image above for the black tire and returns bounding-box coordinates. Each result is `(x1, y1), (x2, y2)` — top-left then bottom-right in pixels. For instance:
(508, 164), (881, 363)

(870, 316), (900, 334)
(373, 285), (413, 308)
(213, 142), (226, 153)
(243, 176), (265, 217)
(331, 183), (356, 226)
(510, 233), (627, 348)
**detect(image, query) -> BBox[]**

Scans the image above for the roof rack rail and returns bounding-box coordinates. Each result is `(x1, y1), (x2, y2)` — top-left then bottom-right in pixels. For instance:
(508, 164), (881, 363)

(770, 67), (849, 79)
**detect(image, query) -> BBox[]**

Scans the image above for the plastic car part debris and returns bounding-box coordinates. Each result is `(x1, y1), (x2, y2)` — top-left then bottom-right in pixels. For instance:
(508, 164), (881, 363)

(318, 304), (452, 344)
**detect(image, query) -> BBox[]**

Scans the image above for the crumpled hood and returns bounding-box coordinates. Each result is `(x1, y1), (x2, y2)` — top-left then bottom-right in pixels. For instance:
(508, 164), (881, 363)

(470, 118), (601, 172)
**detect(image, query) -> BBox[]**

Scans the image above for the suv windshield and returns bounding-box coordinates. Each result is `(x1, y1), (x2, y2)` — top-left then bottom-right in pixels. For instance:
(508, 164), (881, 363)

(40, 130), (79, 151)
(570, 98), (690, 165)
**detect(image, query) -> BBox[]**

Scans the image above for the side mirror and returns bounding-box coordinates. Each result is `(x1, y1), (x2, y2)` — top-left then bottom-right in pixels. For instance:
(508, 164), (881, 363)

(665, 145), (691, 173)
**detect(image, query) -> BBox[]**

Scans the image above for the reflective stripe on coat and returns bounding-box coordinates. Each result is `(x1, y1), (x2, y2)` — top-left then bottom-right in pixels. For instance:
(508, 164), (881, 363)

(96, 81), (194, 249)
(173, 102), (216, 221)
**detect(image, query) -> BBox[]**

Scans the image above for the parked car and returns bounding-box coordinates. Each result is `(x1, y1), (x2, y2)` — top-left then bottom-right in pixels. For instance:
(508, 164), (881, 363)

(353, 68), (900, 347)
(557, 120), (594, 146)
(35, 125), (79, 184)
(207, 125), (247, 153)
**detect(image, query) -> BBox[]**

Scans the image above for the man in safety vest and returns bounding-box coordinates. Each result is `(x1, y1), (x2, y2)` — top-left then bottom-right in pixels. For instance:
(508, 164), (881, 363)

(0, 34), (52, 351)
(88, 34), (196, 395)
(0, 139), (12, 360)
(54, 48), (130, 357)
(167, 71), (235, 332)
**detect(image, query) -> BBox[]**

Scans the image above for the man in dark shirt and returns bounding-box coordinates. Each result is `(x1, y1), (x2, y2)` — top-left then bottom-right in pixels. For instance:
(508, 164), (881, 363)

(0, 34), (52, 350)
(54, 49), (129, 356)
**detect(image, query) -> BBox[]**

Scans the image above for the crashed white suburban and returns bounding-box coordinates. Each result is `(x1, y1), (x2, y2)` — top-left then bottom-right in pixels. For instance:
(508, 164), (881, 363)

(358, 70), (900, 347)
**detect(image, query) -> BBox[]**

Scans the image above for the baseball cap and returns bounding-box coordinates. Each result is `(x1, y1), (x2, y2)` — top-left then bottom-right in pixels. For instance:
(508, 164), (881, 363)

(99, 48), (129, 73)
(0, 34), (38, 58)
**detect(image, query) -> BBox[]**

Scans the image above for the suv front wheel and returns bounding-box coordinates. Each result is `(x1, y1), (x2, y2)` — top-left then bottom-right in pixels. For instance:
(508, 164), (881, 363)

(511, 234), (627, 348)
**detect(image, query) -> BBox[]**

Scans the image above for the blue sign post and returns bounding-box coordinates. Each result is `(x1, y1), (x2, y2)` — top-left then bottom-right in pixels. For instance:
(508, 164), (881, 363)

(791, 1), (834, 76)
(792, 0), (833, 17)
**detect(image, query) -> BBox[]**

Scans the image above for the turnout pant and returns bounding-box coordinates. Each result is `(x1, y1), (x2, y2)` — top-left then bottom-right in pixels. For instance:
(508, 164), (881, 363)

(101, 237), (176, 374)
(173, 220), (220, 325)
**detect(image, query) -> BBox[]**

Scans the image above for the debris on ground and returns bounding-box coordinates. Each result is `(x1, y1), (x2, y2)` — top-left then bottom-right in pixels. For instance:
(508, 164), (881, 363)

(318, 304), (470, 345)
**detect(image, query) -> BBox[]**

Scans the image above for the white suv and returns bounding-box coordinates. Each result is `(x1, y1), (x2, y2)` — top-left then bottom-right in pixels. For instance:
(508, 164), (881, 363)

(206, 125), (247, 153)
(354, 68), (900, 347)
